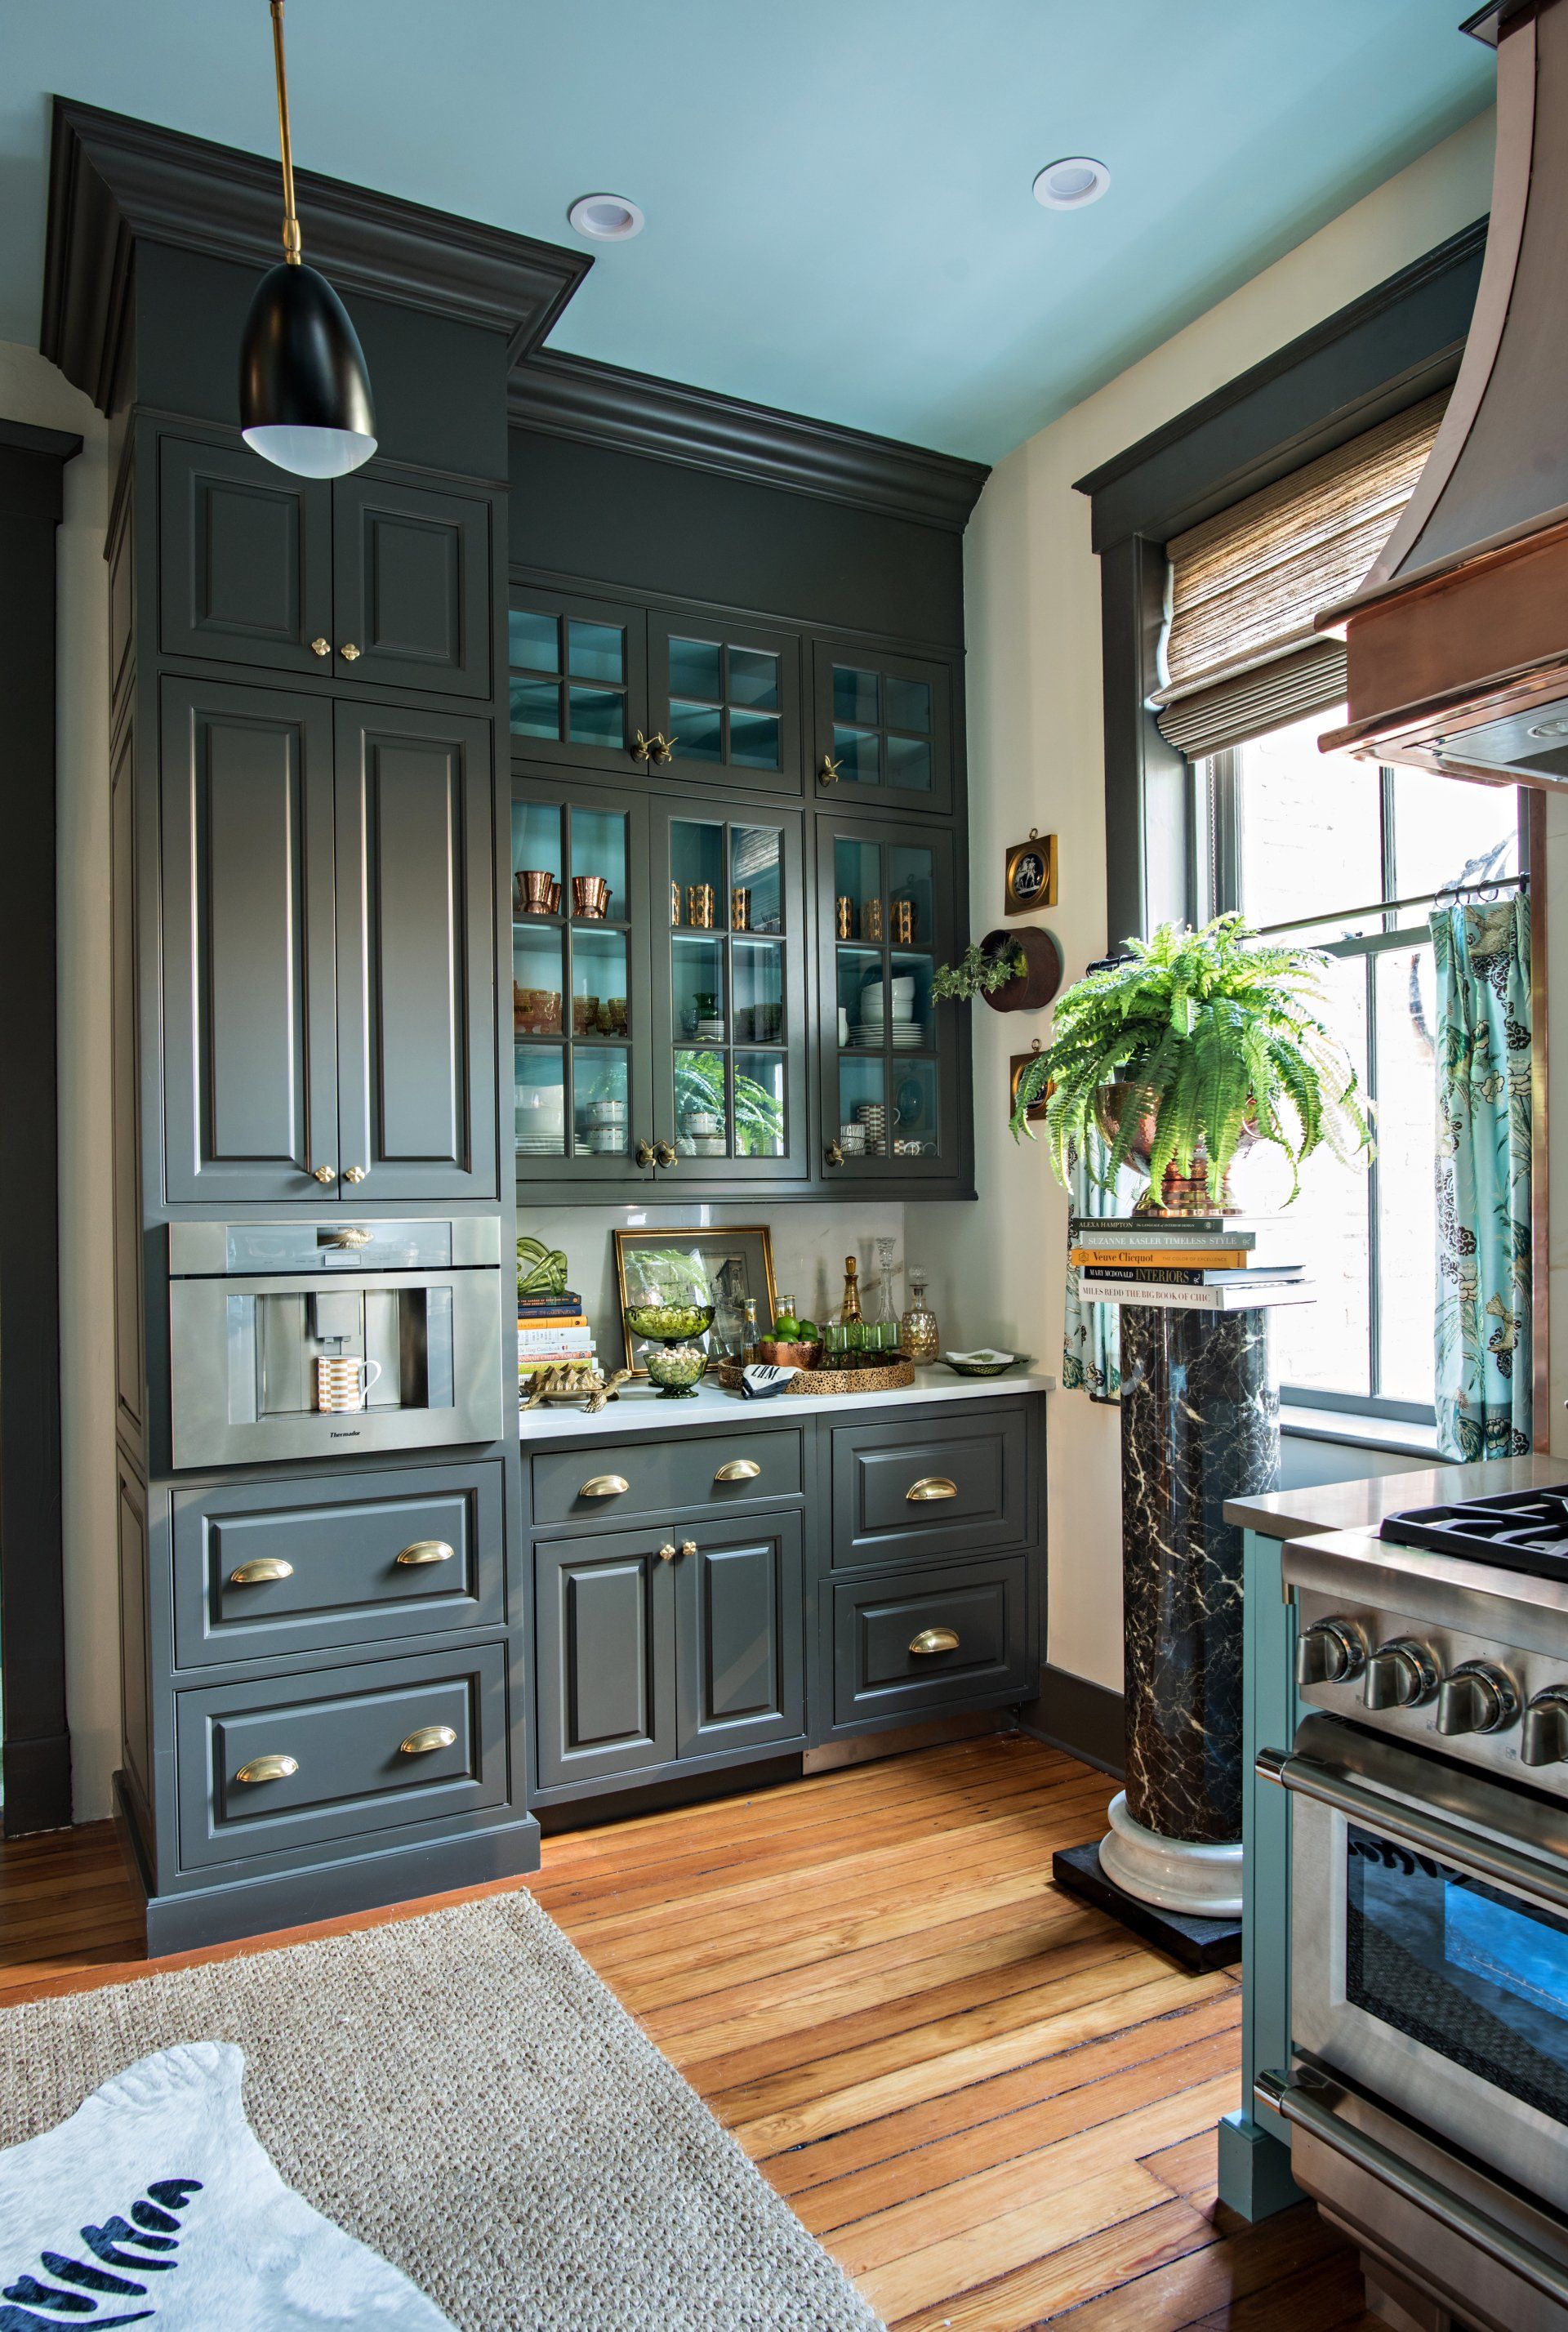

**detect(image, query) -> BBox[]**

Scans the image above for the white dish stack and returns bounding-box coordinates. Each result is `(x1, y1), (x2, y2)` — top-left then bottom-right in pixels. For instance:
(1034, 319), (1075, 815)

(855, 974), (922, 1049)
(515, 1086), (565, 1155)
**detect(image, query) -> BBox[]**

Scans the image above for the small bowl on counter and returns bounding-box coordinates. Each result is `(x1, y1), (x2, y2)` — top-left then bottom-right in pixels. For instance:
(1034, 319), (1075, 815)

(644, 1344), (708, 1398)
(938, 1349), (1036, 1378)
(757, 1338), (823, 1371)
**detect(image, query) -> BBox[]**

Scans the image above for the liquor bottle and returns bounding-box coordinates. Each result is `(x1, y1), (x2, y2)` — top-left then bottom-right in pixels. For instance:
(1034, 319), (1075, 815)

(840, 1256), (862, 1324)
(742, 1297), (760, 1364)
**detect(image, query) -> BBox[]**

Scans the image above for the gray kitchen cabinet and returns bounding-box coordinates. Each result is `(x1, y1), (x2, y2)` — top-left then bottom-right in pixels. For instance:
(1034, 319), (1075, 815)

(158, 435), (493, 699)
(811, 640), (956, 815)
(533, 1512), (805, 1795)
(831, 1554), (1031, 1728)
(828, 1407), (1029, 1568)
(159, 677), (498, 1204)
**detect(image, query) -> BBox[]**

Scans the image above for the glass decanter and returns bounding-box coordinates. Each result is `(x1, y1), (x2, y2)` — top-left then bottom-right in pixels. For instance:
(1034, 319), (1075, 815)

(901, 1269), (939, 1365)
(875, 1234), (900, 1351)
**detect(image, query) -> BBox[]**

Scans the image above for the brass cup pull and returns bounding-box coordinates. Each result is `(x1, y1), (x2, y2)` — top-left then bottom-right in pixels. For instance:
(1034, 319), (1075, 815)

(679, 1540), (697, 1558)
(340, 642), (361, 661)
(399, 1724), (457, 1756)
(910, 1626), (960, 1656)
(907, 1476), (959, 1502)
(229, 1558), (294, 1586)
(234, 1753), (299, 1785)
(657, 1541), (678, 1562)
(653, 1141), (677, 1168)
(343, 1166), (368, 1184)
(394, 1539), (455, 1567)
(310, 636), (331, 658)
(580, 1474), (630, 1499)
(715, 1459), (761, 1483)
(312, 1164), (336, 1183)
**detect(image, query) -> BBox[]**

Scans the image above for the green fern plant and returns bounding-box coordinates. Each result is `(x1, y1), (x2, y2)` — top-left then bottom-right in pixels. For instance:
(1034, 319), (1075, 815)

(931, 936), (1027, 1001)
(1009, 914), (1373, 1206)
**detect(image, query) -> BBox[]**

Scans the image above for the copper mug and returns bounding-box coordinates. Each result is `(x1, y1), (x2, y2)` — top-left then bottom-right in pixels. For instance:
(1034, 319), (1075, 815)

(687, 883), (715, 930)
(892, 898), (916, 944)
(515, 869), (558, 916)
(572, 876), (611, 920)
(316, 1355), (382, 1414)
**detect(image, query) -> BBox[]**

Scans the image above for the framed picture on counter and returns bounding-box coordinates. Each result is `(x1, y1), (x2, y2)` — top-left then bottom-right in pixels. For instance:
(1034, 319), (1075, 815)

(613, 1225), (778, 1375)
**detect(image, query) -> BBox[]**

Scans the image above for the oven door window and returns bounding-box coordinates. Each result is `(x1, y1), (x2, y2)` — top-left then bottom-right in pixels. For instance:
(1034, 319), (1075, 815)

(1346, 1822), (1568, 2123)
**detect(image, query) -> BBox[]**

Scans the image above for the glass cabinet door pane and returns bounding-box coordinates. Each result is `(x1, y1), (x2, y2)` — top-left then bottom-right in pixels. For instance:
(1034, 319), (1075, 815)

(731, 825), (783, 932)
(886, 735), (933, 791)
(835, 837), (882, 934)
(817, 651), (951, 812)
(510, 596), (639, 762)
(838, 1055), (889, 1156)
(837, 947), (884, 1046)
(822, 821), (951, 1179)
(889, 845), (934, 943)
(673, 934), (727, 1040)
(510, 678), (561, 740)
(669, 636), (723, 700)
(890, 1059), (940, 1159)
(570, 927), (630, 1041)
(509, 609), (559, 672)
(513, 925), (564, 1035)
(671, 702), (724, 762)
(568, 807), (628, 919)
(734, 1052), (786, 1157)
(568, 620), (625, 684)
(729, 648), (779, 710)
(514, 1048), (566, 1156)
(834, 667), (880, 725)
(891, 950), (937, 1049)
(834, 726), (880, 784)
(511, 801), (564, 918)
(884, 675), (931, 733)
(733, 940), (784, 1045)
(675, 1048), (728, 1157)
(573, 1049), (630, 1157)
(660, 630), (790, 782)
(730, 711), (781, 769)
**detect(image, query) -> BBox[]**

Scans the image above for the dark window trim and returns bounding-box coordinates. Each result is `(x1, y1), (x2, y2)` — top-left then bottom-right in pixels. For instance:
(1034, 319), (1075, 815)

(1078, 218), (1488, 949)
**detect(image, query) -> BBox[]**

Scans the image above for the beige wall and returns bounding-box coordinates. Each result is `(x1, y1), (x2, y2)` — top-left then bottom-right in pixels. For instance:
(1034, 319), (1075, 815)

(0, 341), (116, 1819)
(940, 111), (1499, 1693)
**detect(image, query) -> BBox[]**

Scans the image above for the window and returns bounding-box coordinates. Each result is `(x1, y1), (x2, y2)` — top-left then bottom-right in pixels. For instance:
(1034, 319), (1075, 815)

(1199, 709), (1521, 1422)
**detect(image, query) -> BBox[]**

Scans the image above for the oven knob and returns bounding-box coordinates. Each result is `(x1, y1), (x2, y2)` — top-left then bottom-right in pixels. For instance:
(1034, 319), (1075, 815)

(1296, 1618), (1369, 1688)
(1521, 1687), (1568, 1768)
(1363, 1639), (1441, 1711)
(1436, 1660), (1519, 1737)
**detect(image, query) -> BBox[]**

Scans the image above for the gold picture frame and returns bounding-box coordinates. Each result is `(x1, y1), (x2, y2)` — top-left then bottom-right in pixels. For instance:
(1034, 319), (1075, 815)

(1004, 831), (1057, 916)
(1010, 1042), (1049, 1123)
(613, 1224), (779, 1376)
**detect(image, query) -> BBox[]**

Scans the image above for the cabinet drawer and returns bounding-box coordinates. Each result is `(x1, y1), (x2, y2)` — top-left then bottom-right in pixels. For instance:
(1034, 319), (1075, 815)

(830, 1410), (1028, 1568)
(172, 1461), (504, 1668)
(531, 1427), (803, 1528)
(832, 1557), (1030, 1728)
(175, 1641), (508, 1873)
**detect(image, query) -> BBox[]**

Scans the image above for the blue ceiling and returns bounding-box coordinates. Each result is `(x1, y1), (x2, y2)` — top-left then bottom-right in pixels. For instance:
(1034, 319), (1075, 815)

(0, 1), (1493, 462)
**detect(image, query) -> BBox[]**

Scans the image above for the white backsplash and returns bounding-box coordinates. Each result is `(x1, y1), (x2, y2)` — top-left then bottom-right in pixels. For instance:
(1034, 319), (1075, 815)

(515, 1198), (976, 1354)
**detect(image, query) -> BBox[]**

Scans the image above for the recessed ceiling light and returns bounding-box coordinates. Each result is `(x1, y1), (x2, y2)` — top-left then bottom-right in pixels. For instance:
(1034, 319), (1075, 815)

(568, 192), (644, 242)
(1032, 157), (1110, 211)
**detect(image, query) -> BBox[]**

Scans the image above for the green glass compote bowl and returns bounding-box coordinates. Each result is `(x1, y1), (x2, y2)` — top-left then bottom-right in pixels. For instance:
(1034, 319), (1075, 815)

(623, 1300), (715, 1398)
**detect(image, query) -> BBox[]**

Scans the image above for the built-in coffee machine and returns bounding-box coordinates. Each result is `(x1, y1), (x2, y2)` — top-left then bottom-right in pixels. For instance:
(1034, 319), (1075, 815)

(167, 1220), (506, 1469)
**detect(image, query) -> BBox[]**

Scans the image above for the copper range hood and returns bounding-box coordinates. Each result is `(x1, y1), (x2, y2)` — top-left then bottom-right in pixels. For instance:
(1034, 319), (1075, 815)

(1321, 0), (1568, 787)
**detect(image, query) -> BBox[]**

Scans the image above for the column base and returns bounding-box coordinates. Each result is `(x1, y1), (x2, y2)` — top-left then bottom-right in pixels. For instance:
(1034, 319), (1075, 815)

(1054, 1839), (1242, 1973)
(1098, 1790), (1244, 1917)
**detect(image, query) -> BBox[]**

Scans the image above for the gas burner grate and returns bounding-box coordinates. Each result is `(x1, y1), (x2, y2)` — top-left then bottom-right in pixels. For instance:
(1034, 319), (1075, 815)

(1380, 1487), (1568, 1582)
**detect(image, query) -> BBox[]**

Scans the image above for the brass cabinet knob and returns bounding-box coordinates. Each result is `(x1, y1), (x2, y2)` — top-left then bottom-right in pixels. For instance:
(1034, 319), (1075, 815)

(399, 1723), (457, 1755)
(631, 729), (653, 764)
(234, 1753), (298, 1785)
(312, 1164), (336, 1183)
(343, 1166), (368, 1184)
(909, 1626), (960, 1656)
(229, 1558), (294, 1586)
(653, 1141), (677, 1168)
(907, 1476), (959, 1503)
(825, 1142), (844, 1168)
(580, 1474), (630, 1498)
(635, 1139), (656, 1167)
(650, 731), (676, 765)
(394, 1539), (455, 1567)
(679, 1540), (698, 1558)
(657, 1541), (679, 1562)
(340, 642), (361, 661)
(819, 753), (842, 785)
(714, 1459), (761, 1483)
(310, 636), (331, 658)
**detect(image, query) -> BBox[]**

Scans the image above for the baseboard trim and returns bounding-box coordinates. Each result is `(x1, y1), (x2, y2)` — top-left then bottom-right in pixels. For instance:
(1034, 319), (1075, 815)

(804, 1709), (1009, 1774)
(1019, 1665), (1125, 1778)
(2, 1731), (73, 1837)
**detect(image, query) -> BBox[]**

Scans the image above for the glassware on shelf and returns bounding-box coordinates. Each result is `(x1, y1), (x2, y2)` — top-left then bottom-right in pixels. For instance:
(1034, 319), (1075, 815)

(901, 1271), (939, 1365)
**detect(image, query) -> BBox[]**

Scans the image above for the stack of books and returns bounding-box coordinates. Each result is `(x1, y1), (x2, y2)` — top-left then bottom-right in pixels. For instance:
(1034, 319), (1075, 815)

(1070, 1217), (1311, 1311)
(517, 1290), (596, 1382)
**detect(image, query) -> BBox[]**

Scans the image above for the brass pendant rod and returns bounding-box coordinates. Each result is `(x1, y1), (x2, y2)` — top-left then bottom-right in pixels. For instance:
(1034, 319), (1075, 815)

(268, 0), (302, 263)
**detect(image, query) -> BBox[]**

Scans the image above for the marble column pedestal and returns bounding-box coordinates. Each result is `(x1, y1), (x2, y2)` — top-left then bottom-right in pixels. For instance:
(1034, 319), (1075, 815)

(1098, 1301), (1279, 1921)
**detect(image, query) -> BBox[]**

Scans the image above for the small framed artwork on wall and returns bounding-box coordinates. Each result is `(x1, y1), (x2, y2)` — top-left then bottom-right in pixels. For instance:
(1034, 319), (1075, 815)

(1010, 1045), (1049, 1123)
(1004, 831), (1057, 916)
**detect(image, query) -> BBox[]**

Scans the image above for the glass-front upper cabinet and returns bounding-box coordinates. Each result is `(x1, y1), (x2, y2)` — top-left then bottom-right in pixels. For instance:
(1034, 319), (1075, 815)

(647, 616), (802, 796)
(511, 782), (655, 1184)
(651, 802), (809, 1182)
(811, 643), (954, 815)
(508, 591), (650, 777)
(817, 814), (960, 1184)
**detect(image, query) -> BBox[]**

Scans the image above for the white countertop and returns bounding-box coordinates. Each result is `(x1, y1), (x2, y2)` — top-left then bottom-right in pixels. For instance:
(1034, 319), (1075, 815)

(519, 1364), (1054, 1441)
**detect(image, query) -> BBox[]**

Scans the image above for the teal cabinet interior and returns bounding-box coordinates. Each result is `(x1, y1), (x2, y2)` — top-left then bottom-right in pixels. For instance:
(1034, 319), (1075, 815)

(813, 641), (954, 815)
(526, 1394), (1045, 1810)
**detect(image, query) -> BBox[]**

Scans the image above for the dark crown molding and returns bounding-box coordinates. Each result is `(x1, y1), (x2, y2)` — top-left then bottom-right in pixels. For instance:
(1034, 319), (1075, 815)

(508, 349), (990, 533)
(42, 99), (592, 412)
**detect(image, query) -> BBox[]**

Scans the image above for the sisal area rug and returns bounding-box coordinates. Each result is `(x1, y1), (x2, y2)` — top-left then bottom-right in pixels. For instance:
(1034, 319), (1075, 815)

(0, 1891), (883, 2332)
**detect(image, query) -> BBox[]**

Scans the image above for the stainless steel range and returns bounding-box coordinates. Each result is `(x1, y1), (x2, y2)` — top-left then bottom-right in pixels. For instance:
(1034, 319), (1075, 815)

(1259, 1487), (1568, 2332)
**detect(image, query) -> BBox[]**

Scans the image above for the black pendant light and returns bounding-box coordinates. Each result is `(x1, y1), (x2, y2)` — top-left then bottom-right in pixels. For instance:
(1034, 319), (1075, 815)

(239, 0), (376, 478)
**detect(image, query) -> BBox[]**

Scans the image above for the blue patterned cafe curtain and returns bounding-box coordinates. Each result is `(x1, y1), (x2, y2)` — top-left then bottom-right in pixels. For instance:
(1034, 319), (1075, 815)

(1432, 892), (1533, 1461)
(1062, 1133), (1141, 1403)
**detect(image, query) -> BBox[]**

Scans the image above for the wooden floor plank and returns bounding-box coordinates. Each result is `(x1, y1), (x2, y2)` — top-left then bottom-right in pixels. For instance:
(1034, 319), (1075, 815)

(0, 1736), (1377, 2331)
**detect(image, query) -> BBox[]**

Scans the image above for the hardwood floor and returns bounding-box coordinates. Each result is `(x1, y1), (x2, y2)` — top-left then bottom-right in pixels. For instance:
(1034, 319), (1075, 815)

(0, 1734), (1379, 2330)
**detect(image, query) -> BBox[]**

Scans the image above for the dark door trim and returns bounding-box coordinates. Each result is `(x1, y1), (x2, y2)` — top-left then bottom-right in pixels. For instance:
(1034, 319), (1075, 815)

(1077, 218), (1489, 946)
(0, 417), (82, 1835)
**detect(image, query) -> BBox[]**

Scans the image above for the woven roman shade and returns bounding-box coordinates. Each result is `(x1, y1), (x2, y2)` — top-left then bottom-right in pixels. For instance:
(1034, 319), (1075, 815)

(1152, 390), (1447, 760)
